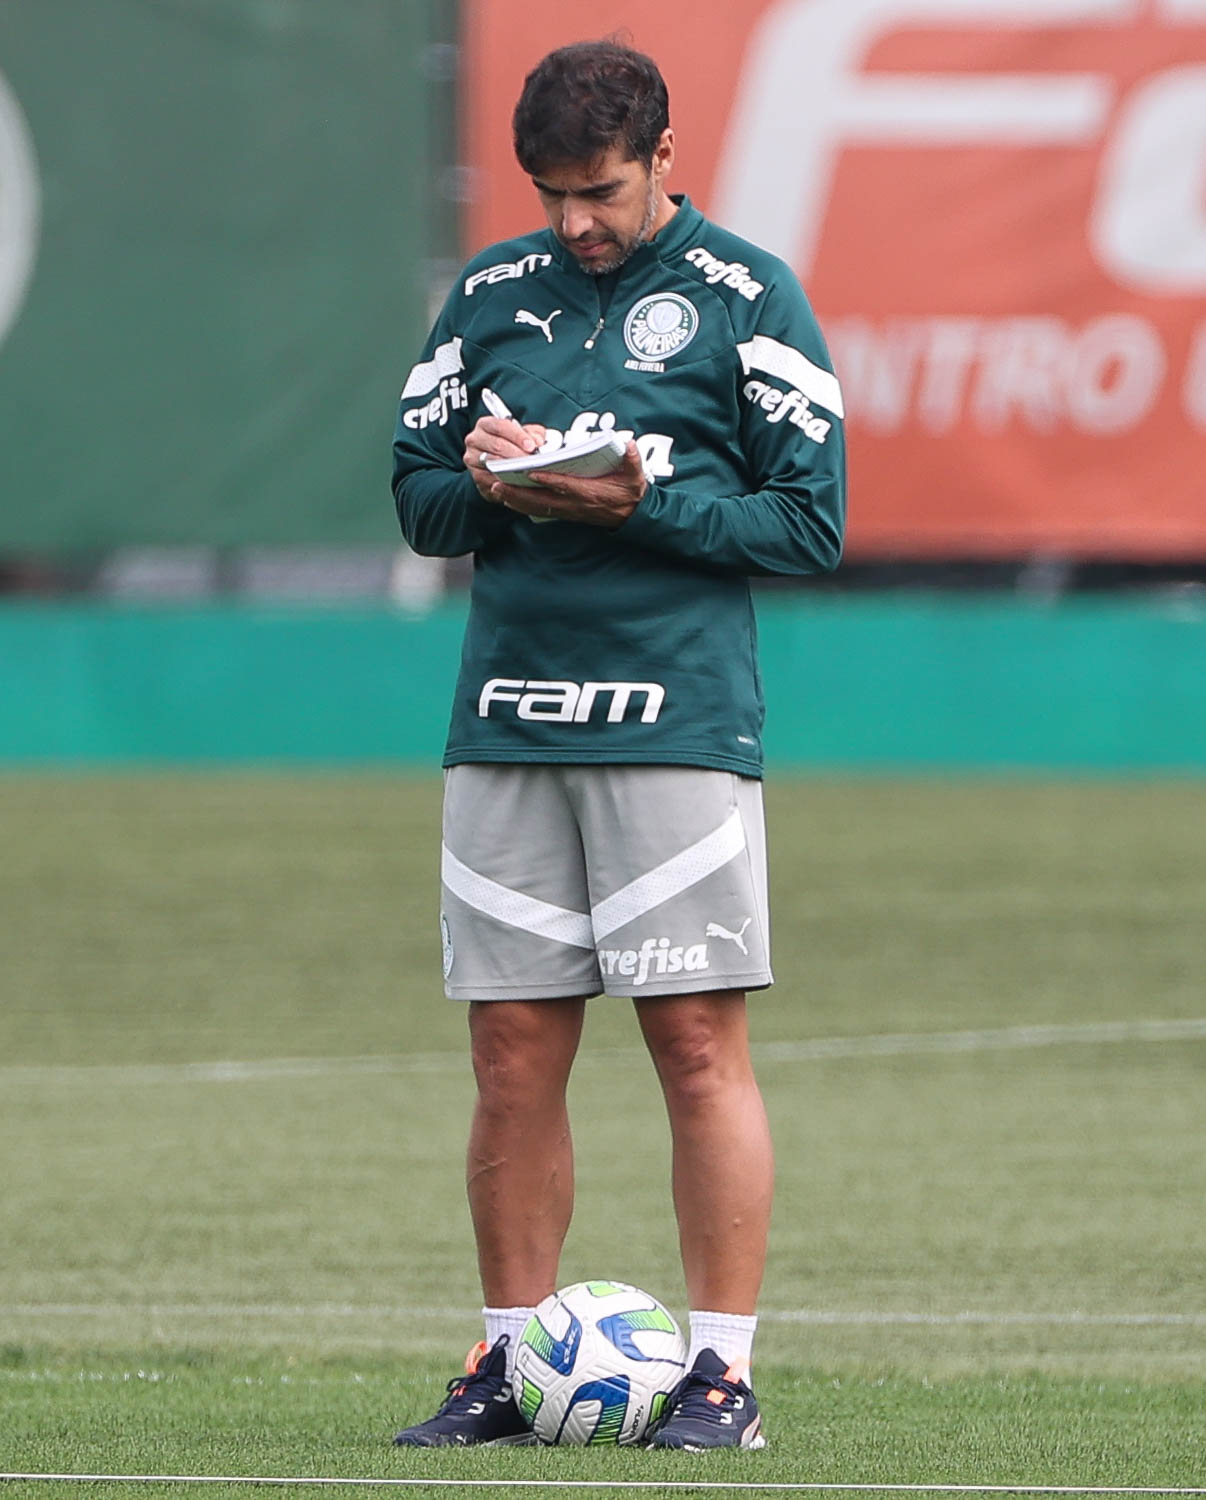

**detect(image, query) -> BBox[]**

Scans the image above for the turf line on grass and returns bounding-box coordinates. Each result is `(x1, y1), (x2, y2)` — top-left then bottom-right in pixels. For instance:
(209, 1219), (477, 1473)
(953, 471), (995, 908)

(3, 1478), (1206, 1494)
(4, 1305), (1203, 1331)
(4, 1018), (1205, 1088)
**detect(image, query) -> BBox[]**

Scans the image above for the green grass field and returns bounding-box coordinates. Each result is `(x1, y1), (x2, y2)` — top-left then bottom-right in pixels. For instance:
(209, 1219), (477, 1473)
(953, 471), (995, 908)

(2, 774), (1205, 1498)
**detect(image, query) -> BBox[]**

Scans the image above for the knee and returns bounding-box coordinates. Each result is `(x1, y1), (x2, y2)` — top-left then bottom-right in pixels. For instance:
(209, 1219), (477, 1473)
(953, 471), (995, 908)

(469, 1002), (577, 1108)
(472, 1029), (543, 1105)
(648, 1019), (736, 1108)
(641, 993), (752, 1107)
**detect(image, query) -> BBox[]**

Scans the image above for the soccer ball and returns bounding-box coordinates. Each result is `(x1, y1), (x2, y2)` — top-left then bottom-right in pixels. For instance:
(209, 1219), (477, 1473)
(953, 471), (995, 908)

(512, 1280), (686, 1445)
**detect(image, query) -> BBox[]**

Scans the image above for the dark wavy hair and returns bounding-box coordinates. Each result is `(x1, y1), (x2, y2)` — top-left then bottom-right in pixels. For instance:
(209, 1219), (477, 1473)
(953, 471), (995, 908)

(512, 40), (670, 175)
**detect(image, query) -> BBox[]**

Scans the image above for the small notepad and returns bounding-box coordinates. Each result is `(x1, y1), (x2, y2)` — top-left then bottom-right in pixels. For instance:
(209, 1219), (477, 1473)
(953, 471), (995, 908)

(484, 431), (628, 488)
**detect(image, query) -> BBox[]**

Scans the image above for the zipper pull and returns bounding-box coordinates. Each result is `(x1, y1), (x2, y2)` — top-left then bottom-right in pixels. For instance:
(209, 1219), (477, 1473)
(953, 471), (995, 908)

(584, 317), (605, 350)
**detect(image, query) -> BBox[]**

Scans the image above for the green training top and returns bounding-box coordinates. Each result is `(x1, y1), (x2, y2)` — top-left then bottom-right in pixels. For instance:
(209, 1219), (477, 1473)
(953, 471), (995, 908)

(392, 196), (846, 776)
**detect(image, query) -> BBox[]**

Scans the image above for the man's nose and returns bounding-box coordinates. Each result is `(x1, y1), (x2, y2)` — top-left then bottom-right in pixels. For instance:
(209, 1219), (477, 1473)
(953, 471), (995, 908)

(561, 198), (595, 240)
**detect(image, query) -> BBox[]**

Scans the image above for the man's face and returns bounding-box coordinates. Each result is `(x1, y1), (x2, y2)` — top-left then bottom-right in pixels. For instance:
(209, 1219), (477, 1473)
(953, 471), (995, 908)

(531, 137), (672, 276)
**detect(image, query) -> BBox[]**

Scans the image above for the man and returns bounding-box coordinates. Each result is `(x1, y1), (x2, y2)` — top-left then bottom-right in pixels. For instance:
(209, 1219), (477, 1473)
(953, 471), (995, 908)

(390, 39), (845, 1451)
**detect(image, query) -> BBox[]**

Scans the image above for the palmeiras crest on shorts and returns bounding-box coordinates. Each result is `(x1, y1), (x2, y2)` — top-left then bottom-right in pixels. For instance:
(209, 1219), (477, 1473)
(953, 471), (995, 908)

(623, 293), (699, 365)
(440, 912), (454, 978)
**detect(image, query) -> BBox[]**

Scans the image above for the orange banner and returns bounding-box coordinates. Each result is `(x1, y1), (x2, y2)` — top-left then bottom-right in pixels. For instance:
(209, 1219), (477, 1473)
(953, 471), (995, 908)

(463, 0), (1206, 559)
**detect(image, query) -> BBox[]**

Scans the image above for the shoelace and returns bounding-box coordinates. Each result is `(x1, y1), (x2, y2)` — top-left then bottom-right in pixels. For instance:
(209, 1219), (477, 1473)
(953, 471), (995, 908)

(436, 1366), (504, 1415)
(435, 1343), (507, 1416)
(666, 1366), (745, 1420)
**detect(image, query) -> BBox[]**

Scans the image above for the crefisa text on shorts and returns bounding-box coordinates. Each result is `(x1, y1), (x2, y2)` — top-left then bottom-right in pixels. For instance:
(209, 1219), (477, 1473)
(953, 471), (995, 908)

(598, 936), (710, 987)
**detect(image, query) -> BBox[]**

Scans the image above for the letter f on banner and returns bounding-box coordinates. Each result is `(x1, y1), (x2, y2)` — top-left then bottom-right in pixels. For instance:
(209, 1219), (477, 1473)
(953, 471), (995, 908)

(713, 0), (1130, 276)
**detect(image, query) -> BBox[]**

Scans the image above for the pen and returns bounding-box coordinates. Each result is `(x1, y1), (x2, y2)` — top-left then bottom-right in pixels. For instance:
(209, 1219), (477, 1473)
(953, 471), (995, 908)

(481, 387), (556, 522)
(483, 384), (542, 462)
(481, 387), (514, 421)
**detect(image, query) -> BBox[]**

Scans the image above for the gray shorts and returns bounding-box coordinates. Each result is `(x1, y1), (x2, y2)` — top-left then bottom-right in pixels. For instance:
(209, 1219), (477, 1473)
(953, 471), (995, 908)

(439, 764), (773, 1001)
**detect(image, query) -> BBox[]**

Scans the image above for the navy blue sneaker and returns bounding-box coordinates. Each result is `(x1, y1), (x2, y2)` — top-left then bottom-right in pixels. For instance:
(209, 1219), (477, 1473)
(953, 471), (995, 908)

(393, 1336), (536, 1447)
(647, 1347), (766, 1450)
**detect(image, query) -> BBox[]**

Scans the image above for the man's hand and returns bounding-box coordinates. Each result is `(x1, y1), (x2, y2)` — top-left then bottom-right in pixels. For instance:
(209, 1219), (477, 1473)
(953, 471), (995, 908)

(464, 416), (548, 501)
(487, 441), (648, 529)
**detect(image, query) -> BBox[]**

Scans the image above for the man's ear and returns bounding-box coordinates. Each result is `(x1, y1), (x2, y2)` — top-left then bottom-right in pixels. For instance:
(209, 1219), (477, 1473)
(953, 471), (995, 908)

(651, 127), (675, 184)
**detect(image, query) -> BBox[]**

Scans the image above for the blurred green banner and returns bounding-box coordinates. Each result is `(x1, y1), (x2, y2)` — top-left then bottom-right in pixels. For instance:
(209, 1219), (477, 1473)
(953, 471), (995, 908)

(0, 0), (451, 550)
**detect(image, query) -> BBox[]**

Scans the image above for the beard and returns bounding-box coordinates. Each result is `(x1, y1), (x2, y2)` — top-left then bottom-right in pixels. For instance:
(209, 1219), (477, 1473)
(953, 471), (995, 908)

(566, 175), (661, 276)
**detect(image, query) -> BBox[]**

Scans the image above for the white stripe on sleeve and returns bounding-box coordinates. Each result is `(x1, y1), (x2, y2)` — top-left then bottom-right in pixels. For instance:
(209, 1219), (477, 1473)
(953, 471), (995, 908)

(401, 337), (464, 401)
(737, 334), (845, 418)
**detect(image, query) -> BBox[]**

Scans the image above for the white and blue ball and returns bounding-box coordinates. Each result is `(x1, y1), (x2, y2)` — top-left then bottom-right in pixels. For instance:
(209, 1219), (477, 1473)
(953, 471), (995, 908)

(512, 1280), (686, 1445)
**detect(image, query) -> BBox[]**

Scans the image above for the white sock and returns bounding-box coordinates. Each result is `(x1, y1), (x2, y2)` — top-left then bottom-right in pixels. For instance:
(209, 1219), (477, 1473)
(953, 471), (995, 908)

(482, 1305), (536, 1378)
(687, 1310), (758, 1376)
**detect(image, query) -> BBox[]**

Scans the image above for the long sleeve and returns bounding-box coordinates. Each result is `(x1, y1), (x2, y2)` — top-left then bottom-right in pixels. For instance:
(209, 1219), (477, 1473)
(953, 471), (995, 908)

(618, 281), (845, 576)
(391, 314), (516, 558)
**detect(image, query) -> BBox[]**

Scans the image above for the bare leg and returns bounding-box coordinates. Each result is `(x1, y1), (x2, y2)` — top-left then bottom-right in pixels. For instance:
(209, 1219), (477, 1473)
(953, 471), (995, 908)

(634, 990), (773, 1314)
(467, 996), (586, 1308)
